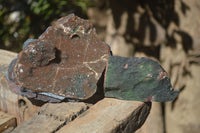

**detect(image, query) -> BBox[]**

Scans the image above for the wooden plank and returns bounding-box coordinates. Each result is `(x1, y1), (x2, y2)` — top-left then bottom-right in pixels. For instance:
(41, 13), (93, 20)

(136, 102), (164, 133)
(0, 111), (17, 133)
(12, 102), (89, 133)
(58, 98), (151, 133)
(12, 98), (151, 133)
(0, 49), (17, 65)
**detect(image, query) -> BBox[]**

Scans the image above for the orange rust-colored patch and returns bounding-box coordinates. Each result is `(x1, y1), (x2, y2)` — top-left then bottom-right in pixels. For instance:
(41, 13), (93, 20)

(123, 64), (128, 69)
(159, 71), (168, 79)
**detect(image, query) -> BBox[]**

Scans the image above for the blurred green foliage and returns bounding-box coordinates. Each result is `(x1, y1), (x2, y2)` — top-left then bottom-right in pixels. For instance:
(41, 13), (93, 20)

(0, 0), (92, 52)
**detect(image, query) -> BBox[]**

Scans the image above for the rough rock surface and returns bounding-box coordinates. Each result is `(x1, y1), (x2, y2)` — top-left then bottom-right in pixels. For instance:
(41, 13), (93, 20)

(58, 98), (151, 133)
(12, 102), (88, 133)
(8, 14), (111, 101)
(105, 56), (179, 102)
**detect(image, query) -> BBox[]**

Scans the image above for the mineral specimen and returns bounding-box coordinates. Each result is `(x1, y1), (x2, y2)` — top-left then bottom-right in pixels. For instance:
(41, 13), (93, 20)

(8, 14), (111, 101)
(105, 56), (179, 102)
(7, 14), (178, 103)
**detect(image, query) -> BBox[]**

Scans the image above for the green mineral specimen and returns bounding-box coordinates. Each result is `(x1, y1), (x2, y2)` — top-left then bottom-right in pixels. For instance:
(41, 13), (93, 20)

(105, 56), (179, 102)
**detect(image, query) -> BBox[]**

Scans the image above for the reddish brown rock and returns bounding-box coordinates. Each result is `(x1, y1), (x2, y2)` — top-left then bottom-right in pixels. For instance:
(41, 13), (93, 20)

(8, 14), (111, 101)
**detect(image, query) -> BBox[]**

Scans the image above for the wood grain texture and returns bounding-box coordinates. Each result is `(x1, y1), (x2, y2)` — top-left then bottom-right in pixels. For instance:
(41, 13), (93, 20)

(58, 98), (151, 133)
(12, 102), (88, 133)
(0, 111), (16, 133)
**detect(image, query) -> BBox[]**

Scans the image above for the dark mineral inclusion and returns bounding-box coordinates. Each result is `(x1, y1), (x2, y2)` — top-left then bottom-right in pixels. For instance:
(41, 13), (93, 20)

(8, 14), (111, 101)
(105, 56), (179, 102)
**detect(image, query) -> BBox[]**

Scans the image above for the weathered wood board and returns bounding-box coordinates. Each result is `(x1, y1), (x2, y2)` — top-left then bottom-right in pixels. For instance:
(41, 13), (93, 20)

(12, 102), (89, 133)
(0, 111), (16, 133)
(136, 102), (164, 133)
(11, 99), (151, 133)
(58, 98), (151, 133)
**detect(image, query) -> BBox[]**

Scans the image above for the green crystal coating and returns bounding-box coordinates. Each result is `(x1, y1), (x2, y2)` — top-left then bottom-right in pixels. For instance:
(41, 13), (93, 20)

(105, 56), (179, 102)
